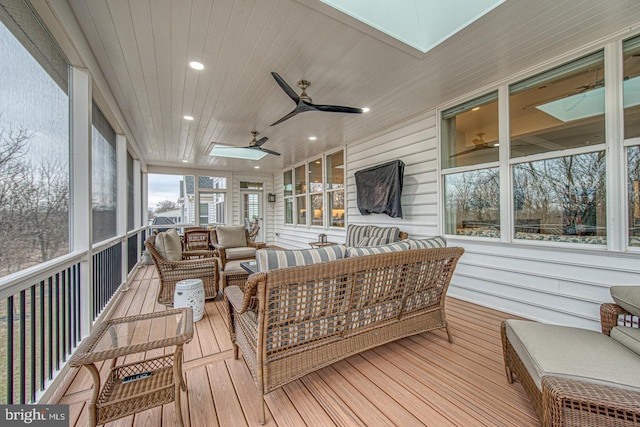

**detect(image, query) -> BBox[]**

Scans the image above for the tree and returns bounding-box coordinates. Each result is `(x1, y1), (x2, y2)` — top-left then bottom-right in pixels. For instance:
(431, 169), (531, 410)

(155, 200), (179, 213)
(0, 124), (69, 276)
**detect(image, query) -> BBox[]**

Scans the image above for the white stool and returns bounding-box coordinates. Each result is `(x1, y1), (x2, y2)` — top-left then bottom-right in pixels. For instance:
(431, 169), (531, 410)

(174, 279), (205, 322)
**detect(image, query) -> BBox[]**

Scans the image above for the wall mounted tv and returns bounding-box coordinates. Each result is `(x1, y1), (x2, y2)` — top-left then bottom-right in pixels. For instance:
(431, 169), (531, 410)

(354, 159), (404, 218)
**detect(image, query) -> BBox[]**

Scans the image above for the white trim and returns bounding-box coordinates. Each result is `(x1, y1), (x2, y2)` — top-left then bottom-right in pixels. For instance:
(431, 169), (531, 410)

(440, 161), (500, 175)
(605, 40), (626, 252)
(70, 66), (93, 338)
(498, 85), (511, 243)
(508, 144), (607, 165)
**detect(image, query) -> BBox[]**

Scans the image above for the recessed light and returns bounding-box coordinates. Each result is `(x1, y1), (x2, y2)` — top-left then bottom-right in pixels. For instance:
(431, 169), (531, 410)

(183, 115), (194, 121)
(362, 107), (370, 113)
(189, 61), (204, 70)
(181, 159), (188, 163)
(493, 143), (500, 147)
(308, 136), (317, 141)
(254, 166), (260, 169)
(472, 107), (480, 111)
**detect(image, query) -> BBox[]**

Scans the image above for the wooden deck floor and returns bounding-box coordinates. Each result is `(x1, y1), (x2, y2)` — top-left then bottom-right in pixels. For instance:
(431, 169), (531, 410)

(52, 265), (539, 426)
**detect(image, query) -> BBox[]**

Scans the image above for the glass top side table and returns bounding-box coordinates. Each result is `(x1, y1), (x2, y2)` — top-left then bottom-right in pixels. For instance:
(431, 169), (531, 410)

(69, 308), (193, 426)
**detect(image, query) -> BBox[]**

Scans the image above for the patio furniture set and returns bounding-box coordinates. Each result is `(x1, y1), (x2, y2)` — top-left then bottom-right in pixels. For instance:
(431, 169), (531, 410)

(77, 222), (640, 426)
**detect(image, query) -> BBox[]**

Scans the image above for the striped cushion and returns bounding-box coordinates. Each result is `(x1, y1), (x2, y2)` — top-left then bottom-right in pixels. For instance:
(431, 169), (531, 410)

(406, 236), (447, 249)
(347, 241), (411, 257)
(256, 245), (347, 272)
(346, 224), (371, 247)
(357, 236), (388, 247)
(369, 226), (399, 243)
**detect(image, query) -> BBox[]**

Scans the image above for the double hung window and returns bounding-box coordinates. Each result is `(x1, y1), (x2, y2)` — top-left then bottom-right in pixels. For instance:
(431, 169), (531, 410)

(283, 149), (344, 228)
(442, 48), (614, 246)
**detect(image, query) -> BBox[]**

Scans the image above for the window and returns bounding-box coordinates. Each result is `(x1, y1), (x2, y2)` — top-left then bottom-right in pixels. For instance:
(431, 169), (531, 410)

(198, 192), (225, 226)
(92, 103), (117, 243)
(295, 164), (306, 225)
(441, 93), (500, 236)
(0, 1), (70, 276)
(625, 35), (640, 246)
(283, 149), (344, 228)
(196, 176), (226, 226)
(442, 92), (499, 169)
(442, 50), (610, 245)
(147, 174), (183, 227)
(510, 51), (606, 244)
(326, 150), (345, 227)
(283, 170), (293, 224)
(444, 168), (500, 236)
(308, 158), (323, 226)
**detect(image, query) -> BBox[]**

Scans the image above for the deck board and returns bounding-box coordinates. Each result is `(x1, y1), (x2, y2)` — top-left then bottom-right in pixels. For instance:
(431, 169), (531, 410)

(53, 265), (539, 426)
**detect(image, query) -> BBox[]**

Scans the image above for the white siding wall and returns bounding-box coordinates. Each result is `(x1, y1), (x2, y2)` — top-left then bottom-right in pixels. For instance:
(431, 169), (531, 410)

(272, 109), (640, 331)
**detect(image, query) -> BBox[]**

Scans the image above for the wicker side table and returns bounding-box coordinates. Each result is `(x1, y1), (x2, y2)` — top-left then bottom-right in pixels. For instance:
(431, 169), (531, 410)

(69, 308), (193, 426)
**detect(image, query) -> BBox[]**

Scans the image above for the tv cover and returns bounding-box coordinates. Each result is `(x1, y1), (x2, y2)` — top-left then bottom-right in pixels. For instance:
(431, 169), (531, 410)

(354, 159), (404, 218)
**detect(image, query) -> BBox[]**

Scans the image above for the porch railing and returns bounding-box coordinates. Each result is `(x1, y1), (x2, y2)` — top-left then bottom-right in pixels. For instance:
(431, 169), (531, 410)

(0, 227), (148, 404)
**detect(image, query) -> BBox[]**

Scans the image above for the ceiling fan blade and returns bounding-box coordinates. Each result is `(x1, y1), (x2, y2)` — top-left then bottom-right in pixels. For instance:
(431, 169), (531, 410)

(450, 145), (494, 157)
(270, 109), (299, 126)
(313, 104), (363, 114)
(248, 145), (280, 156)
(271, 72), (300, 103)
(254, 136), (268, 147)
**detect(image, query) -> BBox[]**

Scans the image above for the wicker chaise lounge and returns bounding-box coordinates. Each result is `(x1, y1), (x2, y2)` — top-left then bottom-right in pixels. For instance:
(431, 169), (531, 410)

(501, 285), (640, 426)
(225, 245), (464, 424)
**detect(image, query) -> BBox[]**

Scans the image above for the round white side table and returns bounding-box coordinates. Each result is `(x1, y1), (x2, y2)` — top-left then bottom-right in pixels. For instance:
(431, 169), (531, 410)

(174, 279), (205, 322)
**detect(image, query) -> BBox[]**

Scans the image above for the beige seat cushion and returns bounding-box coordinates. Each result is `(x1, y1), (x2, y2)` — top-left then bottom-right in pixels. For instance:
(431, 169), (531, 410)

(155, 229), (182, 261)
(223, 260), (246, 272)
(226, 247), (256, 260)
(505, 319), (640, 392)
(217, 225), (247, 248)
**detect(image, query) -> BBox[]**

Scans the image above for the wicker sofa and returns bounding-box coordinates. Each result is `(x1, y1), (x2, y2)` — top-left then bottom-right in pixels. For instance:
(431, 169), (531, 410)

(501, 285), (640, 426)
(224, 242), (464, 424)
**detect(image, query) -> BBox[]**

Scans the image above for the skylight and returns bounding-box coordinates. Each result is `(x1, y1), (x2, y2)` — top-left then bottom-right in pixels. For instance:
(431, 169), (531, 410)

(536, 76), (640, 122)
(209, 145), (267, 160)
(319, 0), (505, 53)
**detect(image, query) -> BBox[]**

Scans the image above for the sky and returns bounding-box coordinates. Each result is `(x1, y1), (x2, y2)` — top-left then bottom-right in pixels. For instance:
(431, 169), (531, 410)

(148, 173), (182, 211)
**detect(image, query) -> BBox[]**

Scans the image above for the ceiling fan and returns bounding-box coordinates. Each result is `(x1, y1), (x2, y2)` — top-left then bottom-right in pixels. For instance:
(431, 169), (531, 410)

(451, 133), (495, 157)
(269, 72), (363, 126)
(242, 131), (280, 156)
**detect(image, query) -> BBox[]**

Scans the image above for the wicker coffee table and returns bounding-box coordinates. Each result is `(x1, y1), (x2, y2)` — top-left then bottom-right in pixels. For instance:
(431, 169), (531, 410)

(69, 308), (193, 426)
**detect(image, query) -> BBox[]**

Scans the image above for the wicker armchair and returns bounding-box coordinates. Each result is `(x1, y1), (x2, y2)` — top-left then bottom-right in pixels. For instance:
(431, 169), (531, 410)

(183, 227), (213, 251)
(211, 225), (262, 269)
(145, 237), (219, 305)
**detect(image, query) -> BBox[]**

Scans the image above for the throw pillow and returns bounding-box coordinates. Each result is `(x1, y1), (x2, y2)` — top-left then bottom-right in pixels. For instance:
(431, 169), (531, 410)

(216, 225), (246, 248)
(369, 226), (400, 243)
(347, 241), (411, 257)
(611, 286), (640, 318)
(345, 224), (371, 247)
(256, 245), (347, 272)
(407, 236), (447, 249)
(155, 229), (182, 261)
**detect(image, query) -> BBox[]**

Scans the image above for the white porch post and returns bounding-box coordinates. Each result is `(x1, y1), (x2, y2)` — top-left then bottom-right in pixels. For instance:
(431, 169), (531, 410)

(116, 134), (127, 284)
(70, 66), (93, 338)
(605, 40), (625, 252)
(134, 160), (142, 256)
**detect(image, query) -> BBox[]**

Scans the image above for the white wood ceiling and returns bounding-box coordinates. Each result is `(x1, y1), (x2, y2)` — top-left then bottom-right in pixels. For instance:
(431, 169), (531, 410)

(65, 0), (640, 173)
